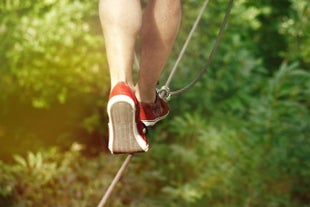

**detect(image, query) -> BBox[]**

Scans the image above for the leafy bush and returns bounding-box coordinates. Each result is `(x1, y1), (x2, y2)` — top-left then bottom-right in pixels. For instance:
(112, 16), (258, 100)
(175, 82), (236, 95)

(0, 143), (127, 207)
(0, 0), (108, 108)
(1, 0), (310, 206)
(0, 0), (109, 156)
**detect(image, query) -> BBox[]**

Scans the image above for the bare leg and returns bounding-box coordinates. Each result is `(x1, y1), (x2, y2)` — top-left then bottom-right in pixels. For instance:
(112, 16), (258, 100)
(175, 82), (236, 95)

(99, 0), (142, 89)
(135, 0), (182, 103)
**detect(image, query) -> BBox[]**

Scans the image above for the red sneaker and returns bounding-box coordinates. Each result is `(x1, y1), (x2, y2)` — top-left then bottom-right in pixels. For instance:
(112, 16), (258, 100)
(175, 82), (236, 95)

(107, 82), (149, 154)
(139, 94), (169, 127)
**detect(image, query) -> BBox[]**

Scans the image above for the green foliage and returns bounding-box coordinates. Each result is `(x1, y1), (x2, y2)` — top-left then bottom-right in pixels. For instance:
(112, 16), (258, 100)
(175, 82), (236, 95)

(244, 62), (310, 205)
(280, 0), (310, 66)
(1, 0), (310, 206)
(0, 0), (109, 156)
(0, 143), (126, 207)
(0, 0), (108, 108)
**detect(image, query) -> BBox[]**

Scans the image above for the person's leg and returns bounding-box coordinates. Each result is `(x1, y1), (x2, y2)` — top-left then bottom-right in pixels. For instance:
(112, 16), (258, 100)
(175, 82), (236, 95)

(135, 0), (182, 103)
(99, 0), (142, 89)
(99, 0), (149, 154)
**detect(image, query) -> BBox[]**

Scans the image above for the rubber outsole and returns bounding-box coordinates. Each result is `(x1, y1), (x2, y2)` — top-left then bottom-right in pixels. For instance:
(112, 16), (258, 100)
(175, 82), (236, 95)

(107, 95), (148, 154)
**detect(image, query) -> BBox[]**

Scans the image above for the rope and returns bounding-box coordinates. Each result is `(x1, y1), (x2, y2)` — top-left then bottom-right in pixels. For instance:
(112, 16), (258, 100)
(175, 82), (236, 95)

(160, 0), (234, 100)
(97, 154), (133, 207)
(163, 0), (210, 89)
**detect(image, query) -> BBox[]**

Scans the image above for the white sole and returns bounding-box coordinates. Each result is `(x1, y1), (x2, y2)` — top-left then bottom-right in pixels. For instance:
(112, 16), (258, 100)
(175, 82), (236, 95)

(107, 95), (149, 154)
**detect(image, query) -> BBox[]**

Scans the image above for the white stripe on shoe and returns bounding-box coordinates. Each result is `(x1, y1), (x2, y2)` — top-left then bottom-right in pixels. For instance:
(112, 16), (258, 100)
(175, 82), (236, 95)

(141, 112), (169, 127)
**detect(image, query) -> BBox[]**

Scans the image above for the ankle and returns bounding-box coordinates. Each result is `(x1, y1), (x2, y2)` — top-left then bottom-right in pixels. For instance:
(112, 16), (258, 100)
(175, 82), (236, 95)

(135, 85), (156, 103)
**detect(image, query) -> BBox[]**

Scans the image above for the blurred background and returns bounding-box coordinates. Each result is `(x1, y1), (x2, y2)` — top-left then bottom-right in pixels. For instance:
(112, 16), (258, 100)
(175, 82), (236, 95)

(0, 0), (309, 206)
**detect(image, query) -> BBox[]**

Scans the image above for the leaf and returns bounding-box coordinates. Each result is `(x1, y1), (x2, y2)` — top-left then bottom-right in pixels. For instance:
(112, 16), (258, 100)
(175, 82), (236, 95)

(13, 155), (27, 168)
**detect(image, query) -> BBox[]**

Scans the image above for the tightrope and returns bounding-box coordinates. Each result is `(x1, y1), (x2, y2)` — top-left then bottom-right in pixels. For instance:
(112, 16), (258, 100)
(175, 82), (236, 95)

(97, 154), (133, 207)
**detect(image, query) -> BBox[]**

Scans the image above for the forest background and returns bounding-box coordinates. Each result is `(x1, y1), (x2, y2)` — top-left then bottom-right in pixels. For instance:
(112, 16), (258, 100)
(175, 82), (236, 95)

(0, 0), (310, 206)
